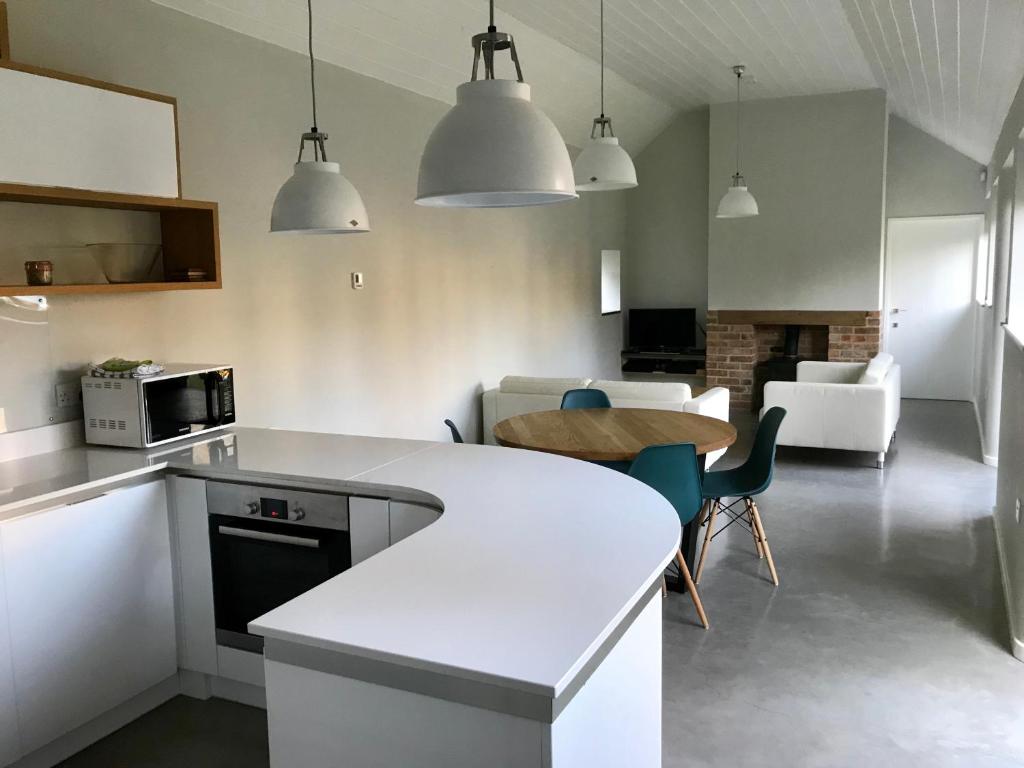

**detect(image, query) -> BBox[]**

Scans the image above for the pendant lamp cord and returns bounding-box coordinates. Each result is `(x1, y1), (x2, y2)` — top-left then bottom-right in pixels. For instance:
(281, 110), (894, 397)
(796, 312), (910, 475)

(600, 0), (605, 118)
(307, 0), (319, 157)
(734, 68), (741, 180)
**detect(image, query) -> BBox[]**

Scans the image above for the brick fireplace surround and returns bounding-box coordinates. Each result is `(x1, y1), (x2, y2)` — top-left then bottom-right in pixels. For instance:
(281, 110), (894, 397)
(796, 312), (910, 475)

(705, 310), (882, 408)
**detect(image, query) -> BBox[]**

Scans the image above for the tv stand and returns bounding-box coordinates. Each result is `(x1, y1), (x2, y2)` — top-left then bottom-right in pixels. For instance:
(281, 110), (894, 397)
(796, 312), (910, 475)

(621, 348), (706, 375)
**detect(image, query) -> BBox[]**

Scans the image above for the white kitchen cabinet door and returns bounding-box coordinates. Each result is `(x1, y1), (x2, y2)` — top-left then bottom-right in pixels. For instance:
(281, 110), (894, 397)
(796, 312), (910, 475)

(0, 559), (21, 765)
(0, 64), (179, 198)
(167, 476), (218, 676)
(389, 501), (440, 545)
(0, 480), (177, 753)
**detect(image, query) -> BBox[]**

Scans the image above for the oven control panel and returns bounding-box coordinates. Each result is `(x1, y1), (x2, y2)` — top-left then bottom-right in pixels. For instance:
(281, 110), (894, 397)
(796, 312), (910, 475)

(206, 481), (348, 531)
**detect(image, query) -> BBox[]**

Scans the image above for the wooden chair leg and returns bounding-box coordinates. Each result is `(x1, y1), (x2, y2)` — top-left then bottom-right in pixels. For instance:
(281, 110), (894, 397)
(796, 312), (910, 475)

(697, 498), (711, 527)
(674, 549), (709, 629)
(694, 499), (719, 584)
(744, 497), (764, 558)
(749, 500), (779, 586)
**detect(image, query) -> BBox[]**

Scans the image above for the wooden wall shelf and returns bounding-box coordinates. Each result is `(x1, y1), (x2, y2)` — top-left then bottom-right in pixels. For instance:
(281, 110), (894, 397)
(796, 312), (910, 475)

(0, 183), (221, 297)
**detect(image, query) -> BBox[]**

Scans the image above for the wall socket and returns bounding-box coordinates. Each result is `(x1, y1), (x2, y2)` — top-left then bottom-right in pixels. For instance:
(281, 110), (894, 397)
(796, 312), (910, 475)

(351, 272), (364, 290)
(55, 381), (81, 409)
(1016, 497), (1022, 525)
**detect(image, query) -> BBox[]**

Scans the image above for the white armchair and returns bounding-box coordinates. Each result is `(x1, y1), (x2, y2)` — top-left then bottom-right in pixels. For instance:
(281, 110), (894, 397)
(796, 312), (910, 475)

(761, 353), (901, 468)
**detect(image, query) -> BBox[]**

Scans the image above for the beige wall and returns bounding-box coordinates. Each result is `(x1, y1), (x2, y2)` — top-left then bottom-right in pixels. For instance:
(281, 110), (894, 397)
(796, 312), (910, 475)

(0, 0), (626, 442)
(708, 89), (888, 311)
(886, 115), (987, 219)
(624, 109), (709, 332)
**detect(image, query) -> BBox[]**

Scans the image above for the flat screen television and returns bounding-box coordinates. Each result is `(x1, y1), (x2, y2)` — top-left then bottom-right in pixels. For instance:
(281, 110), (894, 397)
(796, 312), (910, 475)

(628, 308), (697, 351)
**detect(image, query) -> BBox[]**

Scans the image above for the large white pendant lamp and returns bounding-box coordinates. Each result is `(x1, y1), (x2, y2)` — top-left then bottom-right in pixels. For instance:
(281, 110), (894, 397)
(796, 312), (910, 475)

(716, 65), (759, 219)
(415, 0), (577, 208)
(271, 0), (369, 234)
(574, 0), (637, 192)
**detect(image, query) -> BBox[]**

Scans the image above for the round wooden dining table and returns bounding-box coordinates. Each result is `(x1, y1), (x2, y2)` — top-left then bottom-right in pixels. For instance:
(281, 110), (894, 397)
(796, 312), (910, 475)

(492, 408), (737, 464)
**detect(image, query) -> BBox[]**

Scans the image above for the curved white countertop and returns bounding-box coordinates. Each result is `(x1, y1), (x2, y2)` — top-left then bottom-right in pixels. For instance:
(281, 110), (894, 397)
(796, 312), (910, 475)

(0, 428), (680, 705)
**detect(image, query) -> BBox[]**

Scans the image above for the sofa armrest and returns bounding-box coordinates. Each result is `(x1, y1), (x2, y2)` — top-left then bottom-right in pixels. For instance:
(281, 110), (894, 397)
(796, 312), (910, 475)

(683, 387), (729, 421)
(481, 388), (499, 446)
(796, 361), (866, 384)
(762, 381), (827, 447)
(683, 387), (730, 467)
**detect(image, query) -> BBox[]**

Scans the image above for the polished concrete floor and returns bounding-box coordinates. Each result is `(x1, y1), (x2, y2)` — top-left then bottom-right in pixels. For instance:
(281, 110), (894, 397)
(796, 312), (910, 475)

(60, 400), (1020, 767)
(663, 399), (1020, 767)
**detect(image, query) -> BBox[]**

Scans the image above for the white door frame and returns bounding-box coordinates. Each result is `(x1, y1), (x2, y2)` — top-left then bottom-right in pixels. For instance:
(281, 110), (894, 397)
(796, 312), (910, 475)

(882, 213), (984, 396)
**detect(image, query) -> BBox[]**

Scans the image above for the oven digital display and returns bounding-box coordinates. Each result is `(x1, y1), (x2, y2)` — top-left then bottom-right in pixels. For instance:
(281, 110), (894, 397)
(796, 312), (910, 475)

(260, 497), (288, 520)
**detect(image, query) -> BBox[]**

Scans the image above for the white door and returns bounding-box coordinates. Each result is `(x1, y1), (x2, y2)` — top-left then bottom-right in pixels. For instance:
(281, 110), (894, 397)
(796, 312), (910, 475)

(885, 215), (982, 400)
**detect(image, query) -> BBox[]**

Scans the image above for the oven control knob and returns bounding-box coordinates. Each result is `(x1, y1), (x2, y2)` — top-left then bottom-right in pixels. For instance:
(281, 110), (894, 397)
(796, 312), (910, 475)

(292, 507), (306, 522)
(245, 501), (259, 515)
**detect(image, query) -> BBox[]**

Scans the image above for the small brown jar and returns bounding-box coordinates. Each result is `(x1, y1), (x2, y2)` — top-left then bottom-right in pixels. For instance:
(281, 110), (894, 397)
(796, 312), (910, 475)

(25, 260), (53, 286)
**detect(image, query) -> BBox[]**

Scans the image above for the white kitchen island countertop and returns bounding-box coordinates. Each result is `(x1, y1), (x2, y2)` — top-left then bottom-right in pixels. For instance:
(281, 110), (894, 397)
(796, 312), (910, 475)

(0, 427), (680, 704)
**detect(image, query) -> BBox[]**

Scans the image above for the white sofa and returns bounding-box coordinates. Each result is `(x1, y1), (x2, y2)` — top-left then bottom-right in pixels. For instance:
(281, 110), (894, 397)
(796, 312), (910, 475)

(482, 376), (731, 467)
(761, 353), (901, 468)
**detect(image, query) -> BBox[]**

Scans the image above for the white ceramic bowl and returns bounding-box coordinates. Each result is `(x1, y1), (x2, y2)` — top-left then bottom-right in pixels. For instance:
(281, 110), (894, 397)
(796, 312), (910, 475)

(88, 244), (162, 284)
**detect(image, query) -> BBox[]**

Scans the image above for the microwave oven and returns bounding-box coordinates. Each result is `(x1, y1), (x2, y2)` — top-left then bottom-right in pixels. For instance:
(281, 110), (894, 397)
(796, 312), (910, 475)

(82, 364), (235, 448)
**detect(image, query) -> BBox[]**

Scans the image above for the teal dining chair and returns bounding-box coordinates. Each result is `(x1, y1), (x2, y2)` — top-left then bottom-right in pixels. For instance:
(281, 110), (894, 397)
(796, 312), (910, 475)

(560, 388), (630, 473)
(560, 388), (612, 410)
(443, 419), (464, 444)
(695, 407), (787, 587)
(628, 443), (709, 629)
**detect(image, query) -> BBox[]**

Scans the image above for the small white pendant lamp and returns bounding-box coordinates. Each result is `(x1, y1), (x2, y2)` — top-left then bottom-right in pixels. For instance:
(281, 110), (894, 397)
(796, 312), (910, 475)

(415, 0), (577, 208)
(716, 65), (758, 219)
(574, 0), (637, 192)
(271, 0), (368, 234)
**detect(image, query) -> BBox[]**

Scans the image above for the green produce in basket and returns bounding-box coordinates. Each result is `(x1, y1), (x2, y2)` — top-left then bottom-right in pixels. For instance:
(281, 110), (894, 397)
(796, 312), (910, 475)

(98, 358), (154, 373)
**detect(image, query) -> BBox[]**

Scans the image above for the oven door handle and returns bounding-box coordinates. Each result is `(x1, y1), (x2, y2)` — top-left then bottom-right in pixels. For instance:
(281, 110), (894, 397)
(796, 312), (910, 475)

(217, 525), (320, 549)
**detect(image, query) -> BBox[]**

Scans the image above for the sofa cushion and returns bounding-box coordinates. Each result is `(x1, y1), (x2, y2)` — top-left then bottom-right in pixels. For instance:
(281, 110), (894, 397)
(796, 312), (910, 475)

(499, 376), (591, 396)
(858, 353), (894, 385)
(588, 379), (691, 402)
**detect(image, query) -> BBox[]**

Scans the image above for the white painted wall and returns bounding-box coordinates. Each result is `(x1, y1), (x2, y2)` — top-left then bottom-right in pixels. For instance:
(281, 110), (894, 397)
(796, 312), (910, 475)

(0, 0), (626, 442)
(995, 332), (1024, 661)
(708, 89), (888, 311)
(624, 109), (709, 329)
(885, 116), (987, 219)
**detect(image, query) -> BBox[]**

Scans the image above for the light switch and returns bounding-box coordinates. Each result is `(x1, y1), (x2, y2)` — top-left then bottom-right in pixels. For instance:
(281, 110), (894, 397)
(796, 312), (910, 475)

(351, 272), (364, 290)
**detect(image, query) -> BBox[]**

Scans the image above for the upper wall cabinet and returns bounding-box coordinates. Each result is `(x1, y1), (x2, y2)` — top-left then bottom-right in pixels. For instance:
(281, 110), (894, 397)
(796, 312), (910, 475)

(0, 61), (179, 197)
(0, 54), (221, 297)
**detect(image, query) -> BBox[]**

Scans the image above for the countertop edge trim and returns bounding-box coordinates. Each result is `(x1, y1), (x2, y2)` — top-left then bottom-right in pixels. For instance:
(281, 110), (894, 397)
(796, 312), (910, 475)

(263, 579), (663, 724)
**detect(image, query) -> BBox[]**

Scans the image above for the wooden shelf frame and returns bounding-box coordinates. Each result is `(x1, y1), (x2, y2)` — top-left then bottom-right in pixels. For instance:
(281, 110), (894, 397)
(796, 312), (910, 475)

(0, 183), (221, 297)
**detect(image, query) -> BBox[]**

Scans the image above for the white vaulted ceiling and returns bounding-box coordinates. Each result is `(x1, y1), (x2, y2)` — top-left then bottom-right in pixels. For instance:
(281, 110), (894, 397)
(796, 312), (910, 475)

(153, 0), (1024, 163)
(500, 0), (878, 108)
(842, 0), (1024, 163)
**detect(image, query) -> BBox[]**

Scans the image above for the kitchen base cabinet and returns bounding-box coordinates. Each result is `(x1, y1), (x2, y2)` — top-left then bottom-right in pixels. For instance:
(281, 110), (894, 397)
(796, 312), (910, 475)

(0, 560), (19, 766)
(0, 480), (177, 756)
(167, 476), (218, 677)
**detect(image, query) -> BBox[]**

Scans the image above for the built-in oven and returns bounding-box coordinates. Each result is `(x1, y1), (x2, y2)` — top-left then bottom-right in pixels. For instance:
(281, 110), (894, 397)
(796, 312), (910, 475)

(206, 481), (351, 653)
